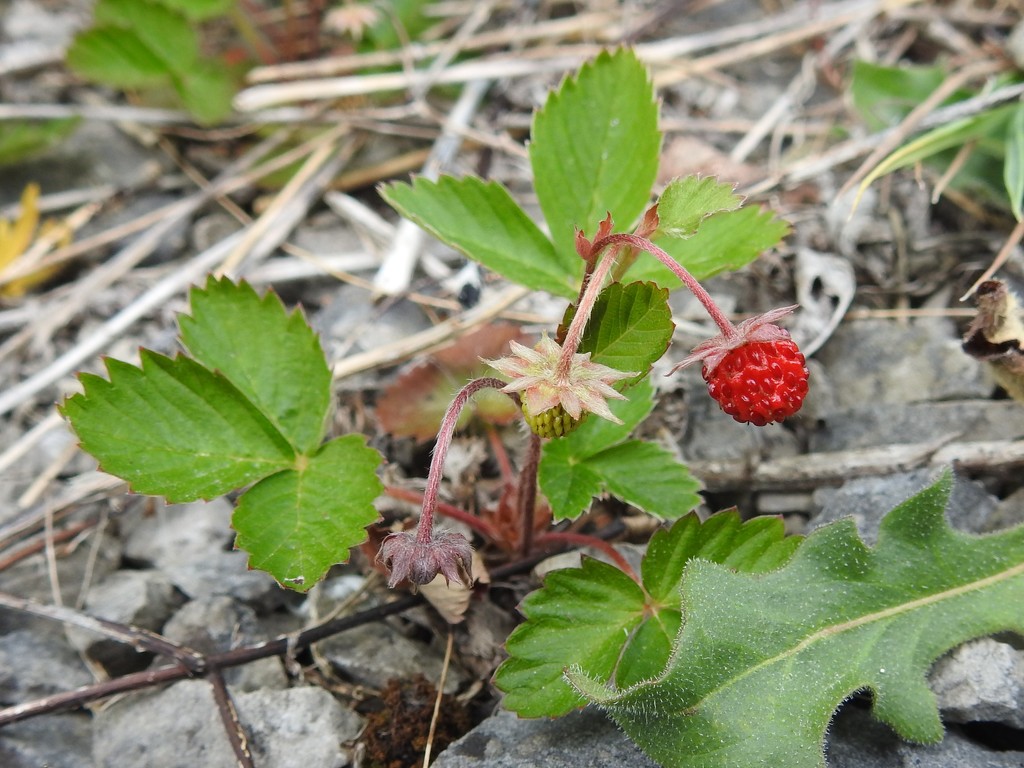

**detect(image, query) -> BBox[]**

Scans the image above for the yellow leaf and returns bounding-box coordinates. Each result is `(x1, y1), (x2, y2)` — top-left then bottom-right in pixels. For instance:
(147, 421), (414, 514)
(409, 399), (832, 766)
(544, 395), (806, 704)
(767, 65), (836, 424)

(0, 183), (40, 269)
(0, 183), (69, 297)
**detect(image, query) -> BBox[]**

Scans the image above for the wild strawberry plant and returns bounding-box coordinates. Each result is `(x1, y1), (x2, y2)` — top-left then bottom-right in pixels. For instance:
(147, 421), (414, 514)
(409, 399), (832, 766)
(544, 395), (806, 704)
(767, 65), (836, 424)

(59, 48), (1024, 768)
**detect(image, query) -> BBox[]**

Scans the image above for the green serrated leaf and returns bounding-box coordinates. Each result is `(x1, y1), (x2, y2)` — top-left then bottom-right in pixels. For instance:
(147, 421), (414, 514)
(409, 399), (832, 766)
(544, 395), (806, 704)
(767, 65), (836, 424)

(577, 281), (674, 381)
(1004, 102), (1024, 221)
(179, 277), (330, 454)
(656, 177), (743, 238)
(539, 378), (701, 520)
(531, 48), (660, 265)
(584, 441), (703, 521)
(380, 176), (574, 298)
(641, 513), (800, 605)
(61, 351), (295, 502)
(233, 435), (383, 592)
(569, 472), (1024, 768)
(626, 206), (789, 285)
(66, 27), (172, 88)
(498, 557), (645, 717)
(496, 510), (796, 717)
(93, 0), (199, 70)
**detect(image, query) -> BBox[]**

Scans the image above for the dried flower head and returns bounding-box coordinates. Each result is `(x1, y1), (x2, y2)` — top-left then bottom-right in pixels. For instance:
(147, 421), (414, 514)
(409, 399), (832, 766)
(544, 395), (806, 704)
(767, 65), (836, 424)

(377, 530), (474, 589)
(487, 334), (636, 428)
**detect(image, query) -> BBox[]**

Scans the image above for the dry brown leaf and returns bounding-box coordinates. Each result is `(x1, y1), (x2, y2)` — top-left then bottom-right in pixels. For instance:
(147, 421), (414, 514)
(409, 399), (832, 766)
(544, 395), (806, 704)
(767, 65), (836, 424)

(418, 551), (489, 625)
(962, 279), (1024, 403)
(376, 322), (526, 440)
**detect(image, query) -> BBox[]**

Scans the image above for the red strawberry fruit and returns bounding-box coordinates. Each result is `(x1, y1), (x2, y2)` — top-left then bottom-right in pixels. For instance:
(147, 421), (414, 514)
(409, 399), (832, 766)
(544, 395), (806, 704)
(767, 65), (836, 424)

(702, 338), (808, 425)
(671, 305), (810, 425)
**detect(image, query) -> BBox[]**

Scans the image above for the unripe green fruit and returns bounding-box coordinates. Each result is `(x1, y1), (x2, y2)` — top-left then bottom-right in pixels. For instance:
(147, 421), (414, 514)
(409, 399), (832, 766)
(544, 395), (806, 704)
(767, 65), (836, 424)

(522, 403), (584, 438)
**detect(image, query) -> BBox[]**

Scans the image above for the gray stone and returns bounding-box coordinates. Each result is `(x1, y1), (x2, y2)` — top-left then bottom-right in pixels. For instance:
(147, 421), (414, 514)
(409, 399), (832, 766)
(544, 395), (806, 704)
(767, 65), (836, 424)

(931, 638), (1024, 728)
(162, 596), (288, 692)
(0, 530), (122, 634)
(827, 703), (1024, 767)
(235, 686), (362, 767)
(317, 620), (465, 694)
(436, 702), (1024, 768)
(814, 319), (992, 410)
(810, 469), (999, 544)
(810, 400), (1024, 452)
(985, 486), (1024, 533)
(123, 499), (286, 612)
(0, 714), (93, 768)
(66, 569), (184, 677)
(93, 680), (360, 768)
(122, 498), (235, 568)
(0, 628), (92, 704)
(0, 120), (161, 207)
(163, 553), (285, 612)
(433, 708), (658, 768)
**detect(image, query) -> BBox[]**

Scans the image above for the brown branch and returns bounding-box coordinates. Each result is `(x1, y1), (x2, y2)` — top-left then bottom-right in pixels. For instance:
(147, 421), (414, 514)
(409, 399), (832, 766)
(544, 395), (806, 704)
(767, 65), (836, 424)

(0, 592), (206, 673)
(0, 594), (420, 728)
(0, 522), (628, 729)
(208, 669), (255, 768)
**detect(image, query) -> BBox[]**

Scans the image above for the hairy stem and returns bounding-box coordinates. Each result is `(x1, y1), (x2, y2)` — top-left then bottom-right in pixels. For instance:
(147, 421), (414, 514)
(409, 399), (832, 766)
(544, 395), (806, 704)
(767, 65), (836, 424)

(555, 245), (622, 380)
(385, 487), (500, 541)
(595, 233), (738, 339)
(417, 377), (510, 544)
(517, 432), (542, 558)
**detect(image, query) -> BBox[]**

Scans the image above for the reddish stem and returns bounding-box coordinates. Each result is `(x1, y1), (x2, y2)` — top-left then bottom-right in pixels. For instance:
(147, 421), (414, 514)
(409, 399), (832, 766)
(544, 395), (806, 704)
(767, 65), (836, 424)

(594, 233), (738, 339)
(485, 423), (515, 484)
(416, 377), (510, 544)
(535, 531), (640, 583)
(384, 487), (500, 541)
(517, 433), (542, 558)
(555, 243), (623, 380)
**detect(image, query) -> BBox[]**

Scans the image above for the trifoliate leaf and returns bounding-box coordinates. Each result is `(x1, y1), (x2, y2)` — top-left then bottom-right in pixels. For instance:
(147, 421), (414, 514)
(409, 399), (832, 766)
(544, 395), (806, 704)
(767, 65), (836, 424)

(61, 351), (295, 502)
(538, 378), (701, 520)
(496, 510), (797, 717)
(531, 48), (660, 267)
(656, 176), (743, 238)
(568, 472), (1024, 768)
(233, 435), (383, 592)
(179, 277), (331, 455)
(380, 176), (574, 298)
